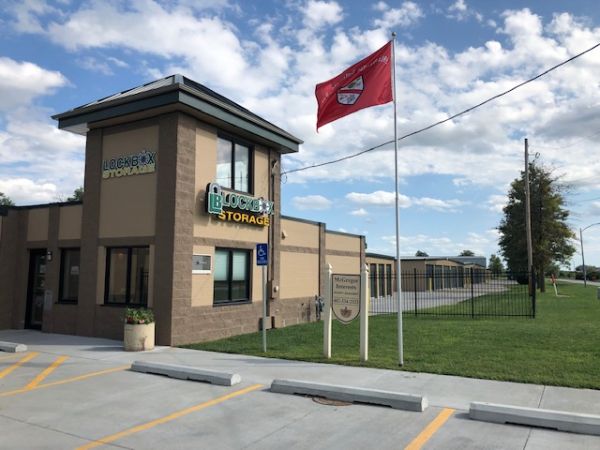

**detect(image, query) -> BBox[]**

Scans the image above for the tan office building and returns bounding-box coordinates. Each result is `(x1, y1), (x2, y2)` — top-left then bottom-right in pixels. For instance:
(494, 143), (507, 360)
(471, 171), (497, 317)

(0, 75), (364, 346)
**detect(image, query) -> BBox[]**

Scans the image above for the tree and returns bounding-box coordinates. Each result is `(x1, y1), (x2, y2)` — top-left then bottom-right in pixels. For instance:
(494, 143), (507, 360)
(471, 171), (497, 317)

(67, 186), (84, 202)
(459, 249), (475, 256)
(488, 254), (504, 275)
(415, 250), (429, 257)
(498, 162), (575, 292)
(0, 192), (14, 206)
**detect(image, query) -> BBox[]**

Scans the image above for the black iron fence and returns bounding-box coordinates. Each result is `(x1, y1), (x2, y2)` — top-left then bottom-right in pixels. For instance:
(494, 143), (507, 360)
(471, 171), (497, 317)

(369, 268), (535, 318)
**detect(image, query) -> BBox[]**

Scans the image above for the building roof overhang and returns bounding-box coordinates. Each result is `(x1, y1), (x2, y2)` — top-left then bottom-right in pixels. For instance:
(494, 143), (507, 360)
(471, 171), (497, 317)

(52, 75), (302, 154)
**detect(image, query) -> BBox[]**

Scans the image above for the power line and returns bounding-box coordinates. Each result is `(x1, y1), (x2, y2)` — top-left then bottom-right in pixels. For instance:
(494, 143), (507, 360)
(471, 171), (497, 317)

(283, 41), (600, 176)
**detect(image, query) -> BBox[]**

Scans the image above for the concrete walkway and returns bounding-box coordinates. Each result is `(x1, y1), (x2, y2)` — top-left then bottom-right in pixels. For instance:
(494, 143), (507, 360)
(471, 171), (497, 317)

(2, 328), (600, 414)
(0, 330), (600, 450)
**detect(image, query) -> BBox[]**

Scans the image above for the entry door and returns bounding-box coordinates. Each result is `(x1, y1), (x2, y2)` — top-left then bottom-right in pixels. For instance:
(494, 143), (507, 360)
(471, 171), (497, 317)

(26, 249), (46, 330)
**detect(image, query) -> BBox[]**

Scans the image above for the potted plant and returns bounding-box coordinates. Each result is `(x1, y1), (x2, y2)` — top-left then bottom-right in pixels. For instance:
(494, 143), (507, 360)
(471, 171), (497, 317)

(123, 307), (155, 351)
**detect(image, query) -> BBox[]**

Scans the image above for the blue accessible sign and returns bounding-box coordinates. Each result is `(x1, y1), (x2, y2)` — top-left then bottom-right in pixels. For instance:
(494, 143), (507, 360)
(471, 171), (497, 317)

(256, 243), (268, 266)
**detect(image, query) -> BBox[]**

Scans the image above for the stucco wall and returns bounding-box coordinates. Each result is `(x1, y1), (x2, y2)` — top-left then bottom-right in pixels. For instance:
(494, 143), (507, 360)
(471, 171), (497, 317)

(325, 232), (361, 253)
(326, 254), (360, 275)
(279, 252), (319, 299)
(27, 208), (49, 242)
(58, 205), (82, 240)
(99, 125), (158, 238)
(281, 218), (319, 249)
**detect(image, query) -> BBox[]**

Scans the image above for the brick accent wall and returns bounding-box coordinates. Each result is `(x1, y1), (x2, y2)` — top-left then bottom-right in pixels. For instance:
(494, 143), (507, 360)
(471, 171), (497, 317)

(77, 128), (103, 337)
(0, 211), (18, 329)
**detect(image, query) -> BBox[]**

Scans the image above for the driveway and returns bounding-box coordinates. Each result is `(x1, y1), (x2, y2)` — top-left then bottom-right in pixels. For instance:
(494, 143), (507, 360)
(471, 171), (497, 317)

(1, 329), (600, 449)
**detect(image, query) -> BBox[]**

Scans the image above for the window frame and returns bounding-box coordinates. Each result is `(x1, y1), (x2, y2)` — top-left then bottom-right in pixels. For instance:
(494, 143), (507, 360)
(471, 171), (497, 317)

(104, 246), (149, 306)
(58, 248), (80, 304)
(216, 133), (254, 194)
(213, 247), (252, 306)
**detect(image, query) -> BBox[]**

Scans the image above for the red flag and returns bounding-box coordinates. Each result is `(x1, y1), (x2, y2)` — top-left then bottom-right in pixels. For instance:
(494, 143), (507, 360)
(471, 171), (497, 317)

(315, 41), (393, 130)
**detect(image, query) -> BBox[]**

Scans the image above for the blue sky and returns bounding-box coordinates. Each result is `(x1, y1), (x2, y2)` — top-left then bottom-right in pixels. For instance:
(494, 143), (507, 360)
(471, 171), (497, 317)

(1, 0), (600, 268)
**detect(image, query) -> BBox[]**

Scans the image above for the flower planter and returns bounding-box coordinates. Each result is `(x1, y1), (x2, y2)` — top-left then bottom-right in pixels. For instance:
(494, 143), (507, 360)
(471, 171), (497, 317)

(124, 322), (155, 351)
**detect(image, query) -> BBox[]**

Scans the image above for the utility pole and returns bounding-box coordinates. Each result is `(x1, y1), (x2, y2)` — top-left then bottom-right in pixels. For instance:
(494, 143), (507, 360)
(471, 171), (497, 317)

(580, 227), (587, 288)
(524, 138), (534, 294)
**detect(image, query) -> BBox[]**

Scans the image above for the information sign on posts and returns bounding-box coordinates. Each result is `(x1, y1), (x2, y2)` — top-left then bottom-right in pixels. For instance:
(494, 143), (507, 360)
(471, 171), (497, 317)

(331, 274), (361, 324)
(256, 243), (268, 266)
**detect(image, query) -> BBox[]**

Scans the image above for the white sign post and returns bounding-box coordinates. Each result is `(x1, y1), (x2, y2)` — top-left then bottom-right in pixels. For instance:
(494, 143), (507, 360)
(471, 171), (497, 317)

(323, 263), (332, 358)
(360, 264), (370, 362)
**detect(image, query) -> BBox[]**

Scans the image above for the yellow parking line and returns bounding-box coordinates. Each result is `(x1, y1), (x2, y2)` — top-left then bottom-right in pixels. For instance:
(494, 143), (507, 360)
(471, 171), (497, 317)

(405, 408), (455, 450)
(25, 355), (69, 389)
(76, 383), (264, 450)
(0, 352), (39, 379)
(0, 365), (129, 398)
(0, 352), (27, 361)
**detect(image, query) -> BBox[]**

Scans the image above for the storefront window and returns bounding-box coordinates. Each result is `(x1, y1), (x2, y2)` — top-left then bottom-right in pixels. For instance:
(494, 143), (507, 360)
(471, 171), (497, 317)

(59, 249), (80, 303)
(214, 248), (250, 305)
(105, 247), (149, 305)
(216, 136), (251, 193)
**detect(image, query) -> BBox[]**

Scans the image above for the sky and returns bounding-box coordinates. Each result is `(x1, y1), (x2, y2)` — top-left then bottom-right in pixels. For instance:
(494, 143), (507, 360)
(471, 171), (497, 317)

(1, 0), (600, 268)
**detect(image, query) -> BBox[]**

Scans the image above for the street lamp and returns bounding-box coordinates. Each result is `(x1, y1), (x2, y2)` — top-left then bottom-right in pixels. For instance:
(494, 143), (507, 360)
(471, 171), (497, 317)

(580, 222), (600, 287)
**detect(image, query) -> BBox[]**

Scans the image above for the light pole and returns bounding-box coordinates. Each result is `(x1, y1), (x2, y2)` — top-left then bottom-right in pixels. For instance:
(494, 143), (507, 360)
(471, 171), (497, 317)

(580, 223), (600, 287)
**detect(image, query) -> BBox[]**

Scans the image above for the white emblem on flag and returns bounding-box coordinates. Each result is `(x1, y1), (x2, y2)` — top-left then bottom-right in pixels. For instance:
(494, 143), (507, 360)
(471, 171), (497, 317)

(337, 76), (364, 105)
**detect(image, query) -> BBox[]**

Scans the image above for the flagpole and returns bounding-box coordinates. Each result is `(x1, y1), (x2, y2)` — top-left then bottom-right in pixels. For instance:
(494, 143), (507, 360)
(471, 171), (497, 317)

(391, 32), (404, 366)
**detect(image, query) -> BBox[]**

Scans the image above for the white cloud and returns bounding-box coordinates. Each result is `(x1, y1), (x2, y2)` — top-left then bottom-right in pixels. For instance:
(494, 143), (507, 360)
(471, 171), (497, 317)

(350, 208), (368, 216)
(303, 1), (343, 29)
(450, 0), (467, 13)
(0, 178), (58, 204)
(0, 57), (67, 111)
(486, 194), (508, 213)
(346, 190), (410, 207)
(346, 191), (464, 212)
(373, 1), (423, 28)
(447, 0), (482, 22)
(379, 231), (495, 258)
(292, 194), (332, 210)
(589, 201), (600, 216)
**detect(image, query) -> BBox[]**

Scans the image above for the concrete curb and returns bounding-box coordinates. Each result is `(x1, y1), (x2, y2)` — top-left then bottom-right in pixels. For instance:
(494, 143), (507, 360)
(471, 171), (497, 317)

(131, 361), (241, 386)
(0, 342), (27, 353)
(270, 379), (427, 412)
(470, 401), (600, 436)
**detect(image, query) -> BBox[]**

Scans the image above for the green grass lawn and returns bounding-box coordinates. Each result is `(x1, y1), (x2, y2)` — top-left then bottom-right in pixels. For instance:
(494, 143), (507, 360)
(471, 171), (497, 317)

(183, 281), (600, 389)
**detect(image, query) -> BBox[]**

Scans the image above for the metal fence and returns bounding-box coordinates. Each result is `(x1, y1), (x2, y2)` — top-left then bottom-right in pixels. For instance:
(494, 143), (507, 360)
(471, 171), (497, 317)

(369, 269), (535, 318)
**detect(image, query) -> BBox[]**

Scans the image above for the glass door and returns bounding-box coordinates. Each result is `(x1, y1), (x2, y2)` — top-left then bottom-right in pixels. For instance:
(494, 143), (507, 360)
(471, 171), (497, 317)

(26, 249), (46, 329)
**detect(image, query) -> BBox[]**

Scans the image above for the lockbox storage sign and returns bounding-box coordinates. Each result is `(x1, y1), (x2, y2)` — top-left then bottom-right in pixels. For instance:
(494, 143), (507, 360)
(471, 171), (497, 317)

(206, 182), (274, 227)
(102, 150), (156, 179)
(331, 274), (361, 324)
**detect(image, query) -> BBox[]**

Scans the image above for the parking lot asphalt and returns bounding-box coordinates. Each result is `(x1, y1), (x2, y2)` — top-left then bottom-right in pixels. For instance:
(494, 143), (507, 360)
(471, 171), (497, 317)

(1, 329), (600, 449)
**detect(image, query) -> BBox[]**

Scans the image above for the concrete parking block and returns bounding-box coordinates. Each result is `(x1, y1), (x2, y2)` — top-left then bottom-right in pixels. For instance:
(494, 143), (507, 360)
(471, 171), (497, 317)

(0, 341), (27, 353)
(470, 401), (600, 436)
(130, 360), (241, 386)
(270, 378), (427, 412)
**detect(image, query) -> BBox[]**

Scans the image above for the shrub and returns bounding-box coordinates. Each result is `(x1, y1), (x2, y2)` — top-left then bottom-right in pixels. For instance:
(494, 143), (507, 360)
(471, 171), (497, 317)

(124, 307), (154, 325)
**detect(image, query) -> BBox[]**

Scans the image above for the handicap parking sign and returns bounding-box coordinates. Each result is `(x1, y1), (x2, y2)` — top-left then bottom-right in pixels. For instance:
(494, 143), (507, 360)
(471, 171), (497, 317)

(256, 243), (268, 266)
